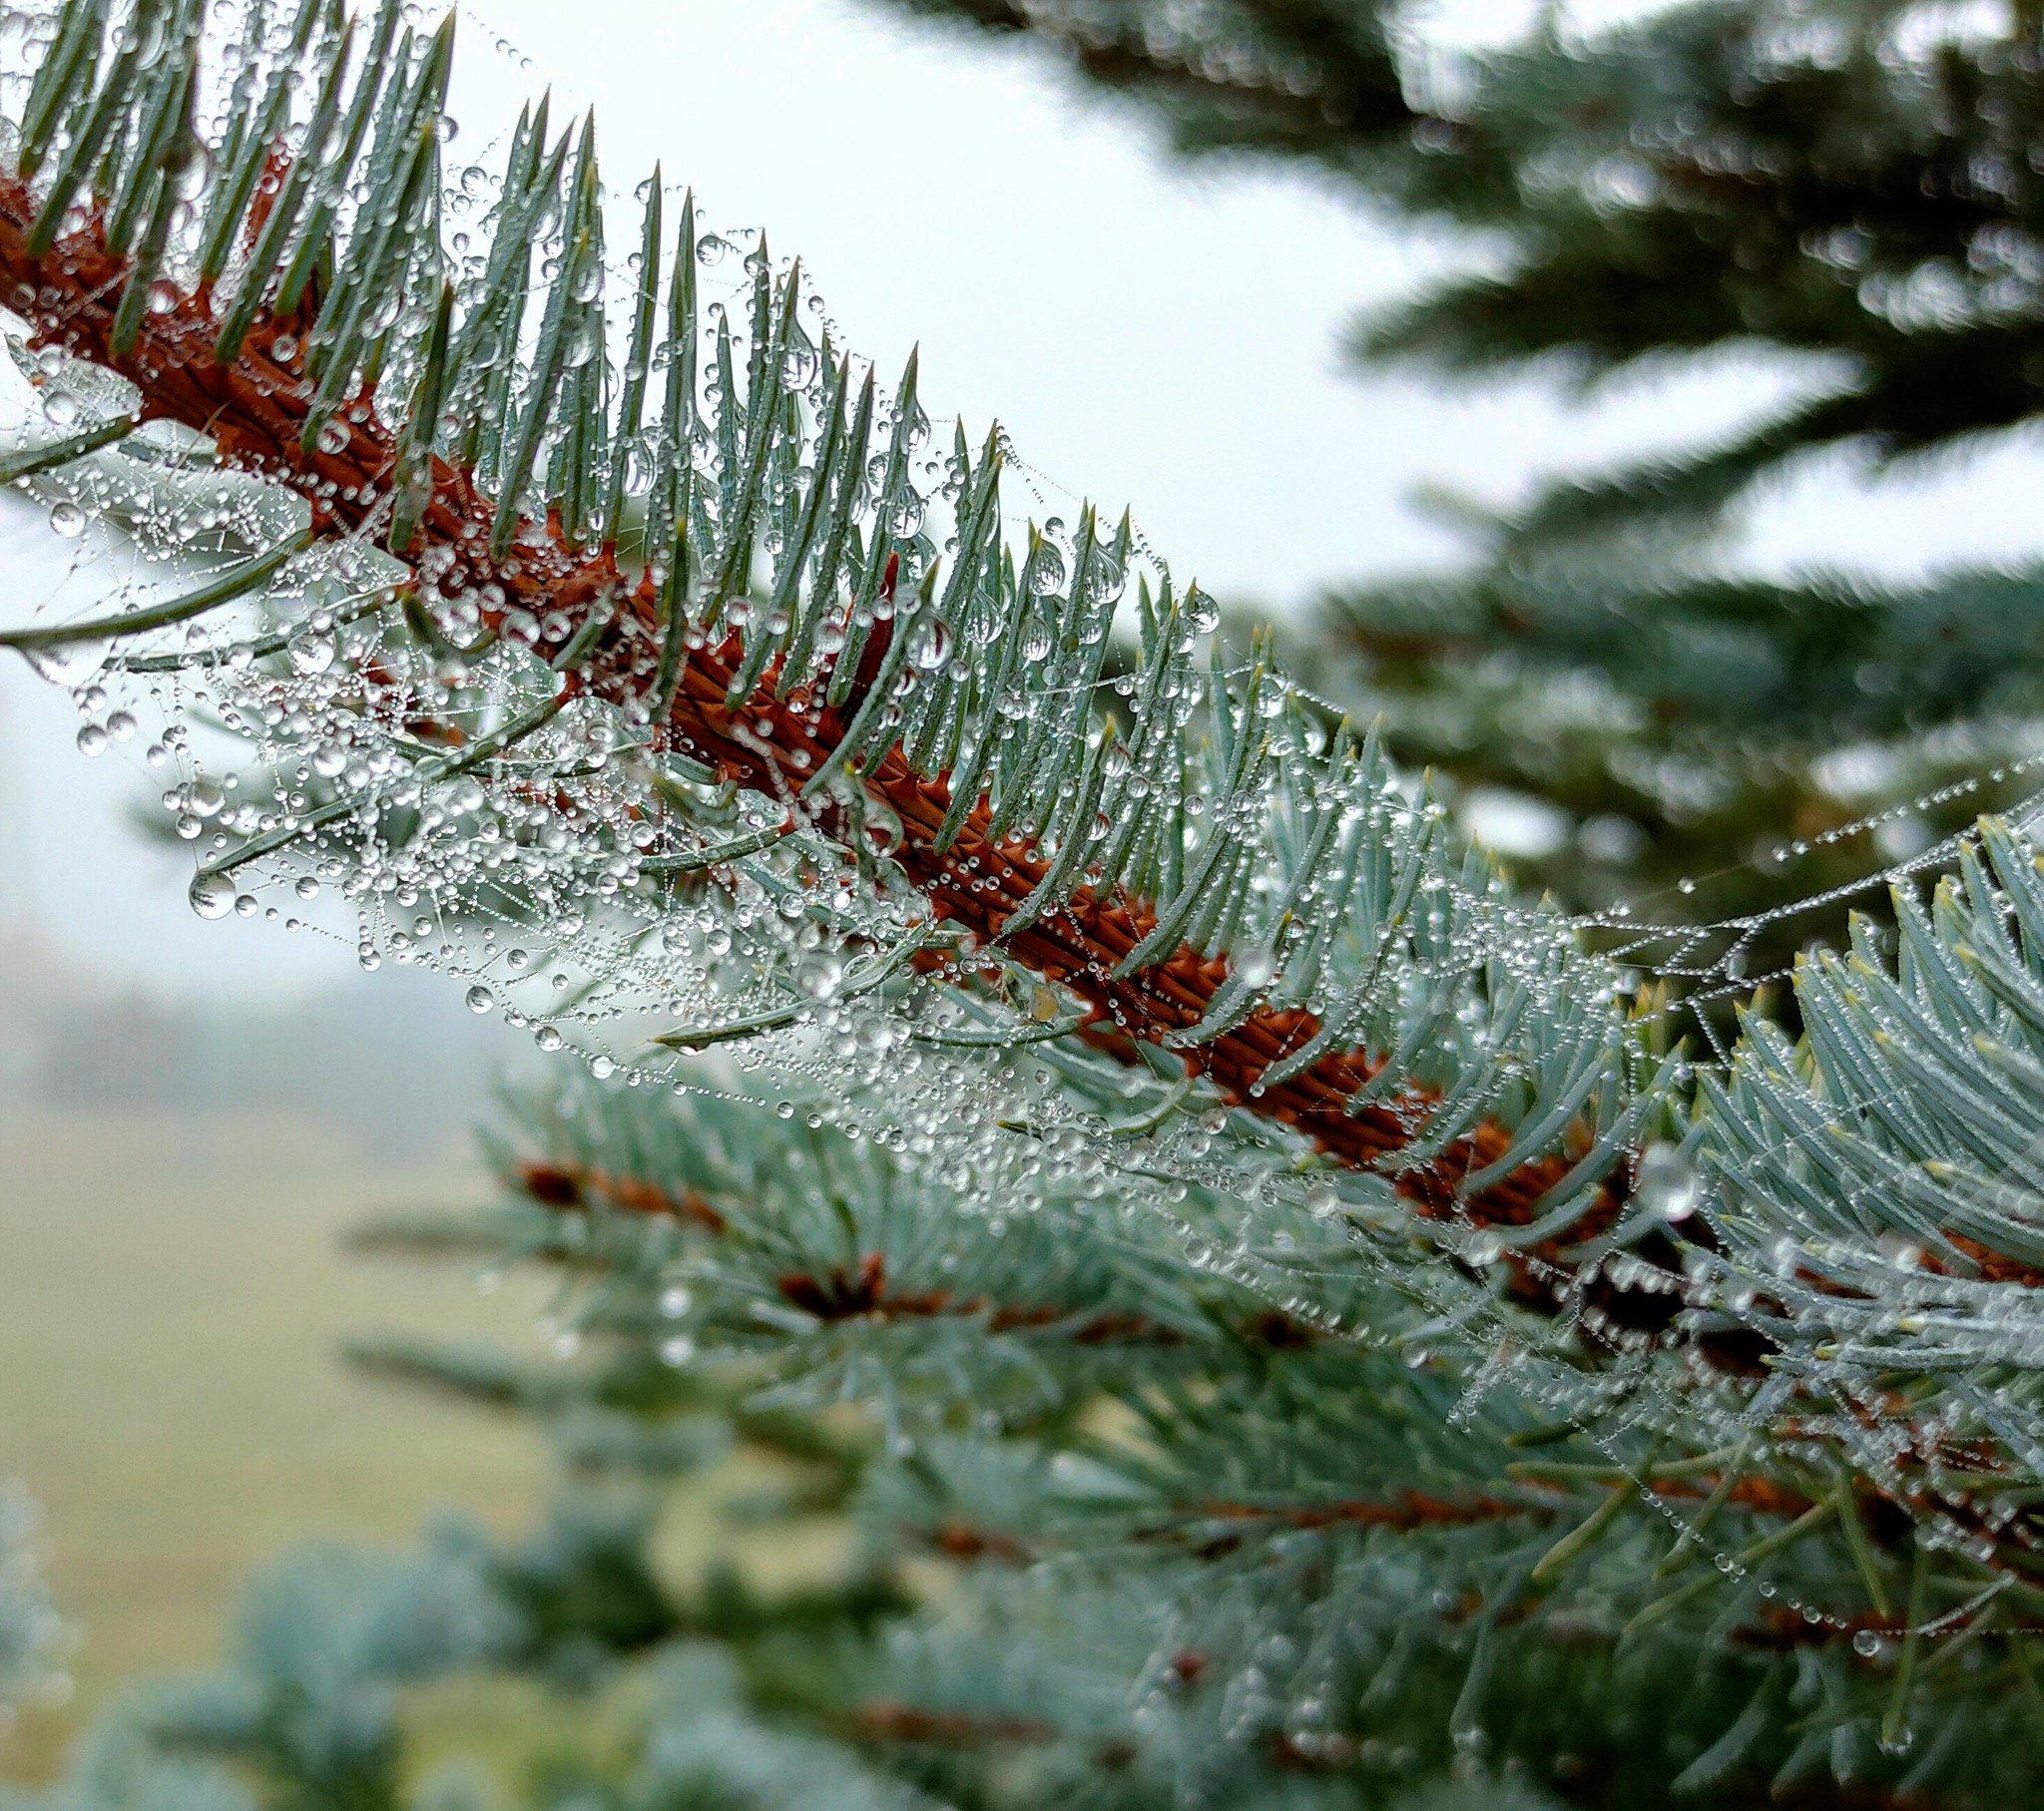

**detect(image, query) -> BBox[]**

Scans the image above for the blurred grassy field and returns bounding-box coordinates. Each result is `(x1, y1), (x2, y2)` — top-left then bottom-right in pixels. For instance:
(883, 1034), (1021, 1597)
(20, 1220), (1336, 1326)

(0, 1103), (554, 1785)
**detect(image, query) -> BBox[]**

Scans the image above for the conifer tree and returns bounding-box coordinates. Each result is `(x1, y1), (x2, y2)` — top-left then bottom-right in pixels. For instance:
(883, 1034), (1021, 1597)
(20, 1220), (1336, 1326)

(872, 0), (2044, 942)
(5, 3), (2044, 1808)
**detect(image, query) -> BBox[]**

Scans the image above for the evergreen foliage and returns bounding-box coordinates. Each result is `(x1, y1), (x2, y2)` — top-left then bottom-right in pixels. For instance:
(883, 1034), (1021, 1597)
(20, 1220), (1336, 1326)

(0, 1488), (60, 1736)
(22, 1064), (2044, 1809)
(870, 0), (2044, 933)
(4, 1), (2044, 1806)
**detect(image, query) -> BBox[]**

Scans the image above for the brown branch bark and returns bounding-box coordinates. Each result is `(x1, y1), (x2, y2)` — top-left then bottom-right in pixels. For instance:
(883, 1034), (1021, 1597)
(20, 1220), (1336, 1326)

(0, 176), (1832, 1370)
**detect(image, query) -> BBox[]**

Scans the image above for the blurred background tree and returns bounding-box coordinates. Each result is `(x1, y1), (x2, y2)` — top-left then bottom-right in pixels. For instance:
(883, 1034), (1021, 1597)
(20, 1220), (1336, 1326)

(878, 0), (2044, 971)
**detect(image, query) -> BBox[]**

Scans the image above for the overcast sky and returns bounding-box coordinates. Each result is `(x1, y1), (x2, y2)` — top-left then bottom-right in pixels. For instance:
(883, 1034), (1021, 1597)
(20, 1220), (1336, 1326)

(9, 0), (2044, 1001)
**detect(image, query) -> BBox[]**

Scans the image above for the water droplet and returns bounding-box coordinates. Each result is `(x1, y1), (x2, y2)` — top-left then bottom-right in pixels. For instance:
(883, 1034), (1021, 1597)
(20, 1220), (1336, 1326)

(1635, 1144), (1700, 1221)
(48, 500), (84, 537)
(188, 871), (236, 919)
(294, 875), (319, 900)
(74, 722), (106, 755)
(1233, 947), (1278, 989)
(910, 617), (951, 672)
(288, 629), (333, 675)
(465, 984), (495, 1014)
(106, 709), (137, 741)
(534, 1024), (563, 1052)
(314, 418), (350, 456)
(25, 640), (107, 684)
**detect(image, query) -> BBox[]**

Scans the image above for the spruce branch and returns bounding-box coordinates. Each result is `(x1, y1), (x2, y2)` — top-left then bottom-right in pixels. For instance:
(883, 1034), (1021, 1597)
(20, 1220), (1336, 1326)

(0, 0), (1659, 1319)
(10, 0), (2044, 1637)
